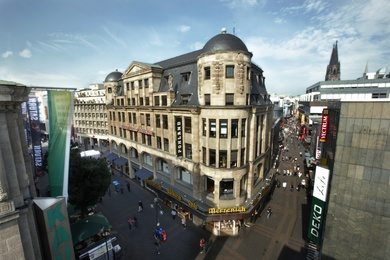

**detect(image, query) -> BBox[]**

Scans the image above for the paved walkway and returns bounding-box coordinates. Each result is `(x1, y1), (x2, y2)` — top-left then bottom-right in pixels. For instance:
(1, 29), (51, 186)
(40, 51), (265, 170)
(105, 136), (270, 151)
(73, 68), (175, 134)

(95, 118), (310, 260)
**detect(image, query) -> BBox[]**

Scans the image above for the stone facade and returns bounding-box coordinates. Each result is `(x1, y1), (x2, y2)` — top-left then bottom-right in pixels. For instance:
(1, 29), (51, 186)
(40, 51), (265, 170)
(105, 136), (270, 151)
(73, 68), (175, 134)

(322, 102), (390, 259)
(0, 80), (42, 259)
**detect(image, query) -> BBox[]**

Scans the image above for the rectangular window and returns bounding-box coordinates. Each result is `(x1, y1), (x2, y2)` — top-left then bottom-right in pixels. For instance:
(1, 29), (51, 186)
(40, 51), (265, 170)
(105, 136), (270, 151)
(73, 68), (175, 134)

(146, 114), (151, 126)
(231, 150), (238, 168)
(181, 94), (191, 105)
(144, 78), (149, 87)
(226, 65), (235, 78)
(202, 119), (207, 136)
(156, 137), (161, 149)
(154, 96), (160, 106)
(219, 150), (227, 168)
(132, 113), (137, 124)
(220, 120), (228, 138)
(209, 149), (216, 167)
(140, 97), (144, 106)
(241, 148), (245, 165)
(156, 115), (161, 128)
(147, 135), (152, 146)
(226, 93), (234, 105)
(209, 119), (216, 137)
(128, 112), (132, 123)
(185, 143), (192, 160)
(132, 98), (136, 106)
(204, 67), (211, 80)
(372, 92), (388, 98)
(140, 113), (145, 125)
(164, 138), (169, 152)
(138, 80), (142, 88)
(246, 67), (250, 80)
(141, 133), (146, 144)
(127, 98), (131, 106)
(131, 81), (134, 90)
(202, 147), (206, 164)
(205, 94), (210, 105)
(126, 82), (129, 90)
(112, 112), (116, 121)
(122, 112), (125, 122)
(162, 96), (167, 106)
(163, 115), (168, 129)
(145, 97), (150, 106)
(184, 117), (191, 133)
(231, 119), (238, 138)
(241, 119), (246, 137)
(181, 72), (190, 82)
(178, 169), (192, 184)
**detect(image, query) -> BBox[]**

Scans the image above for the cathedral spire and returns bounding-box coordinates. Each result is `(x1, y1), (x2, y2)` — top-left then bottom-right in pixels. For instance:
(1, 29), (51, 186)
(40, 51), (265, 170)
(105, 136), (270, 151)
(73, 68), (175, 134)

(325, 41), (340, 81)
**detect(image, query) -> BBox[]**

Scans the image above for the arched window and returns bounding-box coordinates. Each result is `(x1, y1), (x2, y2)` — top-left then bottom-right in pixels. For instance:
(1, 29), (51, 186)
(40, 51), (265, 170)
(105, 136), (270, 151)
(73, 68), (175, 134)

(157, 158), (170, 174)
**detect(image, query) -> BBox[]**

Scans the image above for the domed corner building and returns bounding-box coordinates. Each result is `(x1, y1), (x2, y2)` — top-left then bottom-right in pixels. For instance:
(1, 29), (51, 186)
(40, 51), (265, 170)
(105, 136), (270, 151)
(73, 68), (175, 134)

(105, 30), (274, 236)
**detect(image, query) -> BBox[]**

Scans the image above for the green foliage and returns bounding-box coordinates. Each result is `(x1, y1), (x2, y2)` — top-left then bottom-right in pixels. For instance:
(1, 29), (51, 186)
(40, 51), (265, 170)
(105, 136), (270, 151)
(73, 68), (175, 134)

(68, 149), (111, 217)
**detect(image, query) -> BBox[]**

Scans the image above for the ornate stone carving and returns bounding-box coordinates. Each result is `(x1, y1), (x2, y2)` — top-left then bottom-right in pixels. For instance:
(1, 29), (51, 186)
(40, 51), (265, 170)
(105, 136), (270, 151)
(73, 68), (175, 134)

(168, 74), (174, 91)
(212, 62), (223, 94)
(237, 62), (245, 94)
(0, 184), (7, 202)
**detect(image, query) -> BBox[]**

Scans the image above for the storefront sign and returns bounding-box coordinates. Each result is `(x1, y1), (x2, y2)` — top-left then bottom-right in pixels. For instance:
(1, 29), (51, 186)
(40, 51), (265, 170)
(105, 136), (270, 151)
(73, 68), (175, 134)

(175, 117), (183, 157)
(307, 166), (330, 245)
(315, 136), (322, 160)
(167, 188), (182, 201)
(208, 206), (246, 214)
(188, 201), (198, 210)
(319, 110), (328, 142)
(145, 180), (161, 190)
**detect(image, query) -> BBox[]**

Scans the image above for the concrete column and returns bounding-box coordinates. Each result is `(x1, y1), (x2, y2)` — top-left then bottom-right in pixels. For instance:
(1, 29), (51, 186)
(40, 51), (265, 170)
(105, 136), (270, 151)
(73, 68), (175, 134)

(214, 177), (220, 206)
(234, 177), (241, 205)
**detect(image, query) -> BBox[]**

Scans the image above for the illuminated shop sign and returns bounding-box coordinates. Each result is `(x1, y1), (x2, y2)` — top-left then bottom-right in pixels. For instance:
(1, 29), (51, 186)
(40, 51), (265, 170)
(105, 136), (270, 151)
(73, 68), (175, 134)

(208, 206), (246, 214)
(319, 110), (329, 142)
(175, 117), (183, 157)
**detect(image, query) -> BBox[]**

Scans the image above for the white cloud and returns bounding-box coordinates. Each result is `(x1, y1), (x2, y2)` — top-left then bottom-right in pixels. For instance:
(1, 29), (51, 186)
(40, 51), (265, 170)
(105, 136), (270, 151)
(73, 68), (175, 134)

(102, 26), (127, 49)
(274, 17), (285, 24)
(177, 25), (191, 33)
(283, 0), (327, 14)
(221, 0), (266, 9)
(2, 51), (13, 58)
(19, 49), (32, 58)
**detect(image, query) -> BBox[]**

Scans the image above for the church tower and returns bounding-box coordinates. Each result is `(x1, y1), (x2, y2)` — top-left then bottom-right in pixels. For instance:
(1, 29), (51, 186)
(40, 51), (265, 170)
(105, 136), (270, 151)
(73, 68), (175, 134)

(325, 41), (340, 81)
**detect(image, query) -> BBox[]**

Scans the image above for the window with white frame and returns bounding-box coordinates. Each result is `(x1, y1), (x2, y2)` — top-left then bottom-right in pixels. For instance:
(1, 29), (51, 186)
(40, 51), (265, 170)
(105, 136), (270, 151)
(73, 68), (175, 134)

(177, 167), (192, 184)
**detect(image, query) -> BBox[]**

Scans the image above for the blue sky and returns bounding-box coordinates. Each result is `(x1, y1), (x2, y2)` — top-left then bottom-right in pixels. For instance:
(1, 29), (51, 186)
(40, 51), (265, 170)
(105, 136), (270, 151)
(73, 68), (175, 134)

(0, 0), (389, 95)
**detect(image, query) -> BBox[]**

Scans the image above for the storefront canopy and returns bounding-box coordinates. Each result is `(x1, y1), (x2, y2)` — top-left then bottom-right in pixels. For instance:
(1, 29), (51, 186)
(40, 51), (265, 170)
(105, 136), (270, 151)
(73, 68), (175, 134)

(104, 152), (118, 161)
(135, 168), (153, 180)
(114, 156), (128, 166)
(70, 213), (112, 246)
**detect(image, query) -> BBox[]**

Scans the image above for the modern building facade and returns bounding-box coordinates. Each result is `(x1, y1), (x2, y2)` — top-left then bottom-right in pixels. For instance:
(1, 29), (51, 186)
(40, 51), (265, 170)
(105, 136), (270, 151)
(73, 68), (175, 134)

(311, 102), (390, 259)
(73, 84), (109, 150)
(104, 31), (274, 235)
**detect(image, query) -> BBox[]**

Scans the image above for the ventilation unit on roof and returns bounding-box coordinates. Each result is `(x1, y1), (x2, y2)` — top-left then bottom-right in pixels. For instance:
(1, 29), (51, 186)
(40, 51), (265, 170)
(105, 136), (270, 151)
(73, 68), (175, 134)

(221, 27), (227, 34)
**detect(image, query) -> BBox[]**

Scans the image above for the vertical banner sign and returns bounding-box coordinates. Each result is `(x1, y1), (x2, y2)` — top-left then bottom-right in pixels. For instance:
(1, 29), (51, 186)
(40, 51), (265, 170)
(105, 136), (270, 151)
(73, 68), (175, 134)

(319, 109), (329, 143)
(27, 97), (45, 177)
(307, 166), (330, 245)
(176, 117), (183, 157)
(47, 91), (74, 197)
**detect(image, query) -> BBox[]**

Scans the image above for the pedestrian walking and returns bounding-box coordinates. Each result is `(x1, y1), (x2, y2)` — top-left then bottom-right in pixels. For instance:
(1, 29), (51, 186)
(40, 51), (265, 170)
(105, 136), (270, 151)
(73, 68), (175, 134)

(199, 238), (206, 254)
(128, 217), (133, 230)
(126, 182), (131, 192)
(133, 217), (137, 228)
(138, 201), (143, 212)
(171, 209), (177, 220)
(181, 217), (187, 229)
(267, 207), (272, 219)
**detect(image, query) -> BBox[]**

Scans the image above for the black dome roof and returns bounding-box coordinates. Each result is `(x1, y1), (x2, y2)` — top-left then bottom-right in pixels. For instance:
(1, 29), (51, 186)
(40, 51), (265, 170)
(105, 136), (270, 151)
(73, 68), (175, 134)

(104, 70), (122, 82)
(203, 33), (248, 53)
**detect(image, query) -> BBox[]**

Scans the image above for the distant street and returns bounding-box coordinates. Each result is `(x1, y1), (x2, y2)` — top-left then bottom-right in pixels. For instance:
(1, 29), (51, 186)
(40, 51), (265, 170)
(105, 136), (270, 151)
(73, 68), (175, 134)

(96, 118), (309, 260)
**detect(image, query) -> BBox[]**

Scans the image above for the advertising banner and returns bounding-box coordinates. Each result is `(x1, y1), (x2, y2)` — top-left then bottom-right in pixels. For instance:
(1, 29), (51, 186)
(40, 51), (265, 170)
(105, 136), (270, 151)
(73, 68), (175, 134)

(319, 109), (329, 143)
(307, 166), (330, 245)
(47, 90), (73, 197)
(175, 117), (183, 157)
(27, 97), (45, 177)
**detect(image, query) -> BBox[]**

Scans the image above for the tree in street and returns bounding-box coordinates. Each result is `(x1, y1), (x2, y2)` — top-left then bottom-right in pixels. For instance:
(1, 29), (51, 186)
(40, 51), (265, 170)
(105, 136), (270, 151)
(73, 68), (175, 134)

(68, 149), (111, 218)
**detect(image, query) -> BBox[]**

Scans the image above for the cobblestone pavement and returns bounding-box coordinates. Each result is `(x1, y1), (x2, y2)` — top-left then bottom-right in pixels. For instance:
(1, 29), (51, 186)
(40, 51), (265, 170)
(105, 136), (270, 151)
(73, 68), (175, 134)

(96, 118), (310, 260)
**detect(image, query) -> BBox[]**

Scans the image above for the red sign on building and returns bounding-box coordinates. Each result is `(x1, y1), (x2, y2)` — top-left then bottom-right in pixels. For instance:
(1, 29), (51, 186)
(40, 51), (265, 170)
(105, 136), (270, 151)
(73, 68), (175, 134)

(319, 110), (329, 143)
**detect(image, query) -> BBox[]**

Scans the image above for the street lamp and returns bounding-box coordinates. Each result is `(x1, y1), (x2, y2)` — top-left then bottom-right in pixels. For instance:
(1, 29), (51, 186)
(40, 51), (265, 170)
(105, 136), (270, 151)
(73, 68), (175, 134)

(150, 197), (163, 226)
